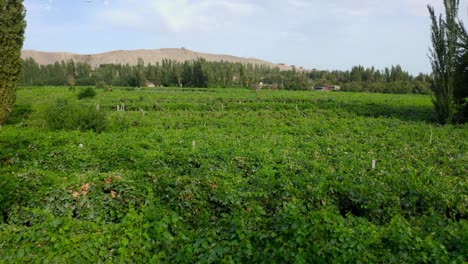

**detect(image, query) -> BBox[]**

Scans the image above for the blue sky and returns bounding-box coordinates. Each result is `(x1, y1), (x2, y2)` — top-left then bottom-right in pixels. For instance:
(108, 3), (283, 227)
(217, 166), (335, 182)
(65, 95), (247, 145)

(23, 0), (468, 75)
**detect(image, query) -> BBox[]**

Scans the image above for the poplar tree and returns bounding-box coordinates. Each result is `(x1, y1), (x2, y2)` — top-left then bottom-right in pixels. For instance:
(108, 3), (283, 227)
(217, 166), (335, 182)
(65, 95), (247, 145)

(454, 11), (468, 120)
(0, 0), (26, 125)
(428, 0), (460, 124)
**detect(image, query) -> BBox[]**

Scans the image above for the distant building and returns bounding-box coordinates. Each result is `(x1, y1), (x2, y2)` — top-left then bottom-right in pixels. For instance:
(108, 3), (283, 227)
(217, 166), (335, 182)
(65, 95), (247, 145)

(314, 85), (340, 91)
(145, 81), (156, 87)
(252, 82), (279, 90)
(327, 85), (340, 91)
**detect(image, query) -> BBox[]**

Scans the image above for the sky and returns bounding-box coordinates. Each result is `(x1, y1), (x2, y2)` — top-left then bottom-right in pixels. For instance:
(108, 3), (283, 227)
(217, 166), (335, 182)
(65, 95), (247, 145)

(23, 0), (468, 75)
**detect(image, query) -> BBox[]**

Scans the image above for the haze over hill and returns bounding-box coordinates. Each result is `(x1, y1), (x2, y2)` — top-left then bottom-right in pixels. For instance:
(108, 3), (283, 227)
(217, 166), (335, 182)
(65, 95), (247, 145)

(21, 48), (299, 71)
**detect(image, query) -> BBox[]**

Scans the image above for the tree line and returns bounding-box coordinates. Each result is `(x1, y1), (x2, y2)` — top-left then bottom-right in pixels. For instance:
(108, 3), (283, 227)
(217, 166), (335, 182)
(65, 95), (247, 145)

(306, 65), (431, 94)
(20, 57), (432, 94)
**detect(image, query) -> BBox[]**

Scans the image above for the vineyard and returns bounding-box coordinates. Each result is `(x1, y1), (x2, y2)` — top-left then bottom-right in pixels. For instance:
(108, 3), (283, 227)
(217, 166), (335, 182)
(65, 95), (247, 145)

(0, 86), (467, 263)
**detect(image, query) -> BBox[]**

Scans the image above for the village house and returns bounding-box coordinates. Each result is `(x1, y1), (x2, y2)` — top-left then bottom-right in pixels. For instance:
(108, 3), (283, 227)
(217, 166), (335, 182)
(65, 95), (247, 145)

(145, 81), (156, 87)
(314, 85), (341, 91)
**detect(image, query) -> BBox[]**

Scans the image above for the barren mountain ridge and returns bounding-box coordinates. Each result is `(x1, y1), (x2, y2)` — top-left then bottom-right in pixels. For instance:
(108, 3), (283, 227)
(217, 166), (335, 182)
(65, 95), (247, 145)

(21, 48), (298, 71)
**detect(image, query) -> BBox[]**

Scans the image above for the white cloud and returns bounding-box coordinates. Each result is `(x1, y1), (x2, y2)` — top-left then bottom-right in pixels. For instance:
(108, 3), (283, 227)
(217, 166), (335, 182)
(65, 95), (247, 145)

(95, 0), (463, 38)
(154, 0), (214, 32)
(98, 0), (258, 33)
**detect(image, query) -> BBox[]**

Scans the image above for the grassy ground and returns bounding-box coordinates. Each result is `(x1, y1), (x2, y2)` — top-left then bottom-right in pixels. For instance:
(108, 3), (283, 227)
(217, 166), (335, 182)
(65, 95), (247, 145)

(0, 86), (466, 263)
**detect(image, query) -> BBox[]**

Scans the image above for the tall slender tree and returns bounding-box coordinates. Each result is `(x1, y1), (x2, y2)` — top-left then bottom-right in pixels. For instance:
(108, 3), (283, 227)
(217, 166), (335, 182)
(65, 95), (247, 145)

(0, 0), (26, 125)
(454, 10), (468, 120)
(428, 0), (460, 124)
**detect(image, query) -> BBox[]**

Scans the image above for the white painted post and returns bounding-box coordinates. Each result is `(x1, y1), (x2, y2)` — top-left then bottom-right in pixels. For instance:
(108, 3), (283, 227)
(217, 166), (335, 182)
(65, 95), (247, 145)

(139, 108), (146, 116)
(429, 125), (433, 145)
(372, 160), (376, 169)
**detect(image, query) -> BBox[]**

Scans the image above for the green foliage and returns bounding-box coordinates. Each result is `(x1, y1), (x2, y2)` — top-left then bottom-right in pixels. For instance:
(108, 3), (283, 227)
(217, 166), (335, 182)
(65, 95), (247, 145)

(0, 87), (466, 262)
(4, 103), (33, 125)
(95, 81), (107, 89)
(454, 6), (468, 121)
(0, 0), (26, 125)
(44, 98), (107, 132)
(77, 87), (97, 99)
(428, 1), (456, 124)
(428, 0), (467, 123)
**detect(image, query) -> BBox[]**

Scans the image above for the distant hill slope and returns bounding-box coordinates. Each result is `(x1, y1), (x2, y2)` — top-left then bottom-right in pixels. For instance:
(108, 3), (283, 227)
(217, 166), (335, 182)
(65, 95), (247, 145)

(21, 48), (298, 71)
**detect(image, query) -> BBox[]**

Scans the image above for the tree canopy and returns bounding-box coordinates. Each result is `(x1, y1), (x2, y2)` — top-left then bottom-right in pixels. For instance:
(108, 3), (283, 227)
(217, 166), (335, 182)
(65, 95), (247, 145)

(0, 0), (27, 125)
(428, 0), (468, 123)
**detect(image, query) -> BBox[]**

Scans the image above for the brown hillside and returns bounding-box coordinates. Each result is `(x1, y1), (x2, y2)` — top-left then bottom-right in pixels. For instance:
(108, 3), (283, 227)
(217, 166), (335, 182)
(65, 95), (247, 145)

(21, 48), (298, 71)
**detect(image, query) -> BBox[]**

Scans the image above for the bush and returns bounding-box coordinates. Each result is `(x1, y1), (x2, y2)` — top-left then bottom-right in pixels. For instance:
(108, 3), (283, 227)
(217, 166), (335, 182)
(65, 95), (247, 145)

(342, 82), (363, 92)
(77, 87), (97, 100)
(5, 103), (33, 125)
(0, 171), (56, 224)
(44, 98), (107, 132)
(95, 81), (106, 89)
(0, 175), (15, 223)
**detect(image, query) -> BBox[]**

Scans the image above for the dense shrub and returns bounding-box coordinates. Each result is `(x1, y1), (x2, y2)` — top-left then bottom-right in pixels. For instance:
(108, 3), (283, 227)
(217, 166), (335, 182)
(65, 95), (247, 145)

(95, 81), (106, 89)
(44, 98), (107, 132)
(0, 175), (15, 223)
(5, 103), (33, 125)
(77, 87), (97, 100)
